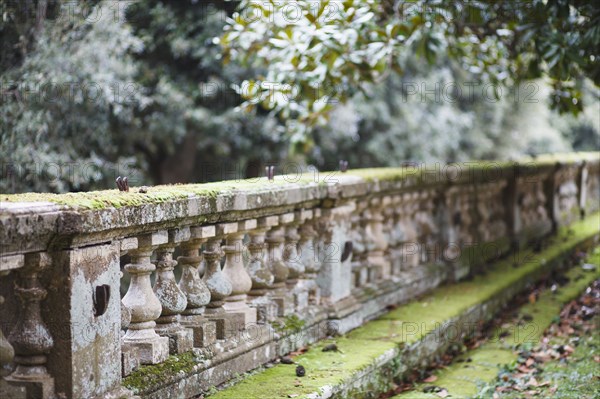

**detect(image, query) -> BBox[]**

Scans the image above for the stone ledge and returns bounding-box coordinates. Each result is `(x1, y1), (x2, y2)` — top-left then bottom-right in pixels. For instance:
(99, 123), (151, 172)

(1, 152), (597, 255)
(208, 213), (599, 399)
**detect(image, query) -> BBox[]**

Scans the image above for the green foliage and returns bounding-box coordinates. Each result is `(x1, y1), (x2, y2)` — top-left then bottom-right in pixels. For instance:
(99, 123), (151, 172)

(0, 0), (596, 194)
(222, 0), (600, 136)
(0, 0), (143, 192)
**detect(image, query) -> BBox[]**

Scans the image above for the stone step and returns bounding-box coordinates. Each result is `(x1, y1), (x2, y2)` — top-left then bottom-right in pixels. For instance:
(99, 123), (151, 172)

(391, 247), (600, 398)
(209, 214), (599, 399)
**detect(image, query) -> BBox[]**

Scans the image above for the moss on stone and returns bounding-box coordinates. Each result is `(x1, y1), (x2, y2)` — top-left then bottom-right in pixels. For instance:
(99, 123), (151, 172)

(210, 214), (600, 399)
(392, 246), (600, 399)
(122, 351), (204, 393)
(2, 152), (596, 210)
(272, 315), (307, 334)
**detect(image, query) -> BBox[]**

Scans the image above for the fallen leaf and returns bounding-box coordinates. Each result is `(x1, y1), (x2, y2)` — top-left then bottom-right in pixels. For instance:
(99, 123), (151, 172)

(528, 376), (539, 387)
(436, 389), (449, 398)
(424, 375), (438, 383)
(526, 358), (535, 367)
(528, 293), (537, 304)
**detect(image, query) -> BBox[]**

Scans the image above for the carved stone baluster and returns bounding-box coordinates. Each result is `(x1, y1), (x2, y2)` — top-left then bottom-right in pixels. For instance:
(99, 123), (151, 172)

(297, 209), (321, 306)
(364, 197), (389, 284)
(222, 220), (258, 327)
(6, 252), (55, 398)
(350, 202), (368, 292)
(265, 213), (294, 316)
(178, 225), (216, 348)
(203, 232), (234, 340)
(122, 232), (169, 365)
(154, 228), (193, 354)
(397, 193), (419, 273)
(285, 211), (310, 312)
(388, 195), (403, 279)
(247, 216), (278, 323)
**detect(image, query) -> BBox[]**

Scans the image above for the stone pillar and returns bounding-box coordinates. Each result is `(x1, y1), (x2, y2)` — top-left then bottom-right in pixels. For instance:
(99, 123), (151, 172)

(153, 228), (193, 354)
(122, 233), (170, 365)
(265, 213), (294, 316)
(178, 225), (216, 348)
(202, 235), (235, 339)
(316, 202), (355, 304)
(222, 220), (258, 327)
(6, 253), (55, 399)
(297, 209), (321, 306)
(247, 216), (278, 323)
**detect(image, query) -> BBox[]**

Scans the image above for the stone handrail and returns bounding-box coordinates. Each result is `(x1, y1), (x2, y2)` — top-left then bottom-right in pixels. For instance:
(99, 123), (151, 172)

(0, 152), (598, 398)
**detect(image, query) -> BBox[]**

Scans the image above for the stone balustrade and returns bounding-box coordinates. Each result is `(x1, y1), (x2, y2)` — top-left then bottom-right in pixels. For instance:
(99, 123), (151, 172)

(0, 152), (598, 399)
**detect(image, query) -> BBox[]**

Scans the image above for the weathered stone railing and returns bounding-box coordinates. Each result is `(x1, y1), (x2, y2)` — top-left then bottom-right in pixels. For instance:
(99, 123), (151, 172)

(0, 152), (598, 398)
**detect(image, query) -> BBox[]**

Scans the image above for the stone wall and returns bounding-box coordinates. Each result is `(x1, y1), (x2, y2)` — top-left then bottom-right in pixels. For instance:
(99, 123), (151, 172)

(0, 152), (598, 398)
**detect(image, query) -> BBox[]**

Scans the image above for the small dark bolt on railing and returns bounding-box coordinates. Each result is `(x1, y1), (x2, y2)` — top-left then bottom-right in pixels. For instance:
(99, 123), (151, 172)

(0, 152), (598, 399)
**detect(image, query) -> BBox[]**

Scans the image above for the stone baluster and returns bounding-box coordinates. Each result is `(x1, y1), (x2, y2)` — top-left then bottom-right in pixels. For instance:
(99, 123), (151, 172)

(401, 192), (420, 270)
(364, 197), (389, 284)
(222, 220), (258, 328)
(6, 252), (55, 398)
(296, 209), (321, 305)
(388, 195), (404, 278)
(416, 190), (439, 264)
(178, 225), (216, 348)
(285, 211), (310, 312)
(121, 232), (169, 365)
(153, 228), (193, 354)
(247, 216), (278, 323)
(349, 201), (367, 292)
(283, 215), (303, 286)
(203, 230), (234, 340)
(265, 213), (294, 316)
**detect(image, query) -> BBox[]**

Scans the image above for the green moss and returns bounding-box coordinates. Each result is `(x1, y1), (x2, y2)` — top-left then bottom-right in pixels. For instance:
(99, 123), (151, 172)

(393, 246), (600, 399)
(209, 338), (397, 399)
(2, 152), (597, 210)
(122, 351), (205, 393)
(272, 315), (306, 334)
(211, 214), (600, 399)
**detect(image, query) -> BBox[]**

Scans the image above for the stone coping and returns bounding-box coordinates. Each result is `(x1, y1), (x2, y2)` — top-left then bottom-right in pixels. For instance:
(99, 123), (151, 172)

(1, 152), (598, 256)
(208, 213), (599, 399)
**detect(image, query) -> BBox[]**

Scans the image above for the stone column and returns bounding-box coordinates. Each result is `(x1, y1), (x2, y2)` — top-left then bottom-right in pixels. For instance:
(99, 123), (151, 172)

(178, 225), (216, 348)
(315, 202), (355, 305)
(202, 233), (235, 339)
(6, 252), (55, 399)
(153, 228), (193, 354)
(122, 232), (169, 365)
(222, 219), (258, 327)
(265, 213), (294, 316)
(247, 216), (278, 323)
(297, 209), (321, 305)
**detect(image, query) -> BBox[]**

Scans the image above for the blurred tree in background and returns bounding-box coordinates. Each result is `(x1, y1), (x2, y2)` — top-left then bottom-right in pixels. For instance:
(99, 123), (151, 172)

(0, 0), (598, 193)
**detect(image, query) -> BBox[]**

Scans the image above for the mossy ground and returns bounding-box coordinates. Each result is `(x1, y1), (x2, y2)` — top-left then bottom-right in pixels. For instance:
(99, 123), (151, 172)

(209, 214), (599, 399)
(2, 152), (596, 210)
(392, 247), (600, 399)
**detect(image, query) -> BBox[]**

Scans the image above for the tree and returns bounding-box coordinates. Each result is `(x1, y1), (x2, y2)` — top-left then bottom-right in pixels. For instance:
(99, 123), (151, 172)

(221, 0), (600, 137)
